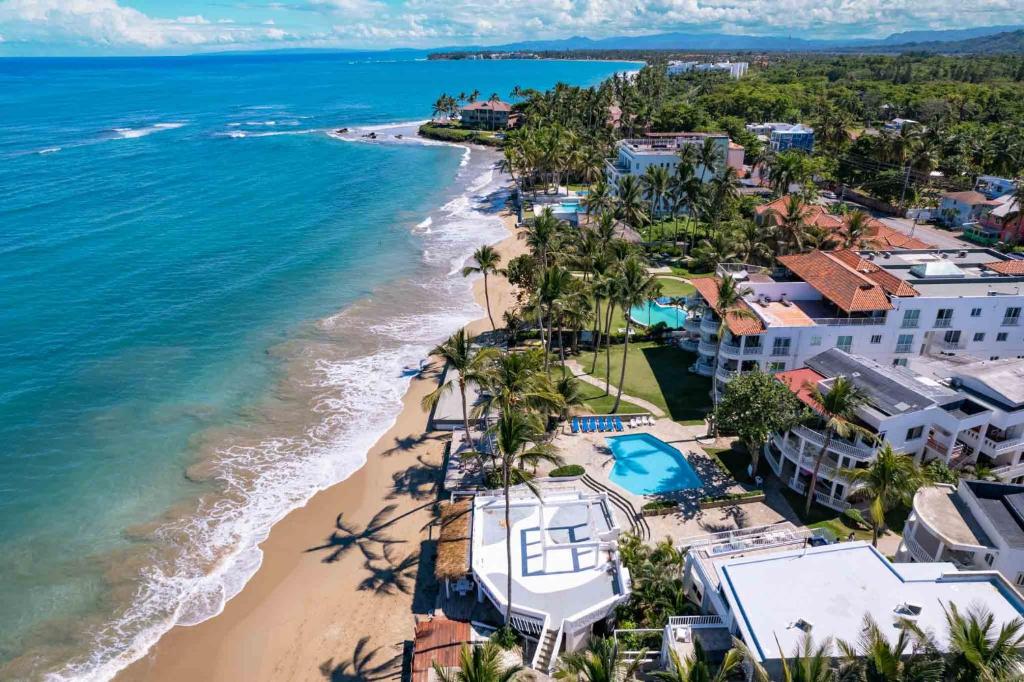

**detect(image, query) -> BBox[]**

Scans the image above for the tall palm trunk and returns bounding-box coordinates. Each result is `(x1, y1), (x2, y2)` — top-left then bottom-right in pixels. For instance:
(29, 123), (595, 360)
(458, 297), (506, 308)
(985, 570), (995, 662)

(590, 298), (603, 373)
(483, 272), (495, 331)
(460, 381), (475, 452)
(503, 460), (513, 625)
(537, 308), (548, 375)
(604, 302), (616, 394)
(557, 320), (567, 377)
(612, 319), (631, 413)
(805, 428), (835, 516)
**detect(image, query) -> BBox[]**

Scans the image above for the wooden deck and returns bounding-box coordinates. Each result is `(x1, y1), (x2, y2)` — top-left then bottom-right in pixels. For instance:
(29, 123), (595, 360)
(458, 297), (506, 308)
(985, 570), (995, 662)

(412, 618), (472, 682)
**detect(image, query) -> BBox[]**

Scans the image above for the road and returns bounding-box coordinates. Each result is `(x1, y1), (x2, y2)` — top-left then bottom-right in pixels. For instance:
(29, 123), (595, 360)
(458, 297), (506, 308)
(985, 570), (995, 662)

(876, 216), (969, 249)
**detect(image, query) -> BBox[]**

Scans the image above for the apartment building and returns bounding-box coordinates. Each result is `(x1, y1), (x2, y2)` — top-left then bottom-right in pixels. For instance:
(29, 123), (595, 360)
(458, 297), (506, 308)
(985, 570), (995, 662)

(745, 122), (815, 152)
(897, 480), (1024, 588)
(683, 249), (1024, 399)
(667, 60), (748, 78)
(604, 133), (742, 214)
(674, 525), (1024, 678)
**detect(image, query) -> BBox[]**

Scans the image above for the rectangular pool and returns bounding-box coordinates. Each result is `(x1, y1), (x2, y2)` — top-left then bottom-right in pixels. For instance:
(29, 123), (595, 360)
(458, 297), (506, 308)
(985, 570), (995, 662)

(606, 433), (703, 495)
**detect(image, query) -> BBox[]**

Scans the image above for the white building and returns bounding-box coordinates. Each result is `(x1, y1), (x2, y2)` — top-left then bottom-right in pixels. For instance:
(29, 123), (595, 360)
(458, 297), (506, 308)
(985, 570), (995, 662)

(667, 60), (748, 79)
(745, 122), (815, 152)
(898, 480), (1024, 588)
(976, 175), (1018, 200)
(884, 117), (919, 131)
(684, 249), (1024, 401)
(678, 534), (1024, 678)
(470, 485), (631, 672)
(938, 190), (998, 228)
(604, 134), (741, 213)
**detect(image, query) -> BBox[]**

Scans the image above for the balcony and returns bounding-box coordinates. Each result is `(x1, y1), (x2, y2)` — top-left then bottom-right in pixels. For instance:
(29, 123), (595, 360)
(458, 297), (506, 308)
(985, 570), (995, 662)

(679, 338), (698, 352)
(700, 315), (720, 334)
(810, 317), (886, 327)
(901, 319), (919, 329)
(690, 361), (714, 377)
(683, 316), (702, 333)
(983, 435), (1024, 455)
(742, 345), (763, 355)
(716, 366), (740, 382)
(775, 436), (847, 483)
(789, 477), (851, 511)
(697, 340), (719, 357)
(1002, 317), (1021, 327)
(792, 424), (876, 461)
(895, 343), (913, 354)
(934, 318), (953, 329)
(769, 347), (791, 357)
(719, 342), (742, 359)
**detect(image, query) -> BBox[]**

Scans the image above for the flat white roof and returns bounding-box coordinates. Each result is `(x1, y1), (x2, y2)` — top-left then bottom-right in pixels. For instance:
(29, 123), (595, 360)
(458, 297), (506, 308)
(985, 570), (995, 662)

(717, 542), (1024, 662)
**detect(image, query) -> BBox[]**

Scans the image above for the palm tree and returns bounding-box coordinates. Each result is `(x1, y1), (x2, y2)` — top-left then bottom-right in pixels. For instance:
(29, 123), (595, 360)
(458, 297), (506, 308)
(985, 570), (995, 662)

(538, 265), (573, 375)
(771, 632), (835, 682)
(554, 636), (642, 682)
(522, 207), (561, 268)
(476, 349), (564, 419)
(943, 602), (1024, 681)
(841, 210), (873, 250)
(492, 410), (562, 628)
(463, 244), (502, 331)
(707, 276), (755, 435)
(611, 258), (661, 413)
(652, 643), (744, 682)
(840, 443), (927, 547)
(582, 179), (614, 217)
(433, 641), (523, 682)
(696, 137), (721, 183)
(641, 164), (671, 233)
(804, 377), (871, 516)
(767, 195), (811, 255)
(768, 151), (807, 196)
(836, 614), (944, 682)
(554, 375), (586, 422)
(615, 174), (649, 230)
(421, 330), (497, 451)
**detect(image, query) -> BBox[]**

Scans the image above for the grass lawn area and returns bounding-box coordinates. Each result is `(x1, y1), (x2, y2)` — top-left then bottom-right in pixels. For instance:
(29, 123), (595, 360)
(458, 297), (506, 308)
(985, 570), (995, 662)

(655, 277), (694, 298)
(588, 341), (711, 424)
(776, 487), (909, 544)
(575, 379), (647, 415)
(704, 444), (768, 483)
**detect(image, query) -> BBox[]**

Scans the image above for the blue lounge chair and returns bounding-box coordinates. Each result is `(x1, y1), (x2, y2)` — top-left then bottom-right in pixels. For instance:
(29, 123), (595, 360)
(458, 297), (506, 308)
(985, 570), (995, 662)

(604, 416), (613, 431)
(596, 417), (606, 432)
(570, 418), (579, 434)
(614, 417), (624, 431)
(580, 418), (590, 433)
(589, 417), (598, 432)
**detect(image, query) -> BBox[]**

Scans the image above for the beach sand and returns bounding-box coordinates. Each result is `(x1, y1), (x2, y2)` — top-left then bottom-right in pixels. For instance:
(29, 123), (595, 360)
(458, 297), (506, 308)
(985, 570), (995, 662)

(117, 211), (524, 682)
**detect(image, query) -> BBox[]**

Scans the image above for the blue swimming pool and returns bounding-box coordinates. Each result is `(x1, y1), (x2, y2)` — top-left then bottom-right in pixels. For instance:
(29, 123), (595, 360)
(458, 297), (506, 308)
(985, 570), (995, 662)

(606, 433), (703, 495)
(629, 300), (686, 328)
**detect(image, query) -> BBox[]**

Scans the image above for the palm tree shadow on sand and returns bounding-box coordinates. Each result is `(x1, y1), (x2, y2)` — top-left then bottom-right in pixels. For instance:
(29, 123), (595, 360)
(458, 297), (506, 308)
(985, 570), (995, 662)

(358, 544), (420, 596)
(305, 504), (405, 563)
(318, 636), (403, 682)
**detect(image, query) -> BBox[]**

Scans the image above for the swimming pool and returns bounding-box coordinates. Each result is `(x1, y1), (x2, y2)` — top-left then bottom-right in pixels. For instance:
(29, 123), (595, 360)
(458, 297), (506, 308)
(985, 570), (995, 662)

(629, 300), (686, 328)
(606, 433), (703, 495)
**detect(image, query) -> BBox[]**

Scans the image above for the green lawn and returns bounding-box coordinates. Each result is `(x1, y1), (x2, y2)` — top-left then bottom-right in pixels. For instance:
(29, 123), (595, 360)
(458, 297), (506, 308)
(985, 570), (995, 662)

(776, 487), (909, 543)
(588, 341), (711, 424)
(575, 379), (647, 415)
(655, 277), (694, 299)
(705, 444), (767, 483)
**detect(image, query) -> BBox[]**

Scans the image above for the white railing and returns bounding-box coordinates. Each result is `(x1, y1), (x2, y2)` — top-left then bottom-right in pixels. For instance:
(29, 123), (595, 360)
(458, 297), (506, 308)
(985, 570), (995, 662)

(719, 342), (742, 358)
(895, 344), (914, 354)
(667, 615), (724, 627)
(691, 362), (714, 377)
(793, 425), (875, 461)
(698, 340), (719, 356)
(701, 316), (720, 334)
(529, 616), (552, 670)
(984, 435), (1024, 454)
(743, 345), (763, 355)
(511, 609), (546, 636)
(684, 317), (703, 332)
(934, 319), (953, 329)
(613, 628), (662, 664)
(811, 317), (886, 327)
(764, 446), (783, 475)
(991, 461), (1024, 479)
(901, 532), (936, 563)
(545, 625), (564, 674)
(815, 490), (851, 512)
(777, 440), (847, 482)
(716, 366), (740, 381)
(679, 523), (826, 554)
(680, 338), (699, 352)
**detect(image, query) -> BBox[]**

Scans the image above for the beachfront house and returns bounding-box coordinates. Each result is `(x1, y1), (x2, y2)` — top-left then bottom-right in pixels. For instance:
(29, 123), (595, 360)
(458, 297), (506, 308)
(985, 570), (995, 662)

(469, 484), (631, 673)
(676, 533), (1024, 678)
(897, 480), (1024, 585)
(460, 100), (512, 130)
(684, 249), (1024, 403)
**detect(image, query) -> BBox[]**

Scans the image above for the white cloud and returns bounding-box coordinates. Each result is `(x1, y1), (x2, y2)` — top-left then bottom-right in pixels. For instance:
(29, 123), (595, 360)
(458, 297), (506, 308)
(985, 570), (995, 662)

(0, 0), (294, 50)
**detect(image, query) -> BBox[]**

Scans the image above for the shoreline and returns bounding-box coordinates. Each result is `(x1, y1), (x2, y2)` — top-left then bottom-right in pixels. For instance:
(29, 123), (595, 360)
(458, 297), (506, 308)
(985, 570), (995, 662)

(116, 203), (525, 681)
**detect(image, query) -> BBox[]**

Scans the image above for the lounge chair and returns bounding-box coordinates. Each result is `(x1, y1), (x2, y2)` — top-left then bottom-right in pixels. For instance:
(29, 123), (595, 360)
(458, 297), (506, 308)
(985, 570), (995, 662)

(629, 417), (638, 428)
(588, 417), (598, 432)
(598, 417), (608, 432)
(570, 418), (579, 434)
(580, 418), (589, 433)
(614, 417), (624, 431)
(646, 416), (655, 426)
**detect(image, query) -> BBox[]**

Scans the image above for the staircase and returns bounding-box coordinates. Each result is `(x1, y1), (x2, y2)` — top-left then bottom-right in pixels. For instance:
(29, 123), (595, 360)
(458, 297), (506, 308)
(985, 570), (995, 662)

(580, 474), (650, 539)
(533, 627), (560, 673)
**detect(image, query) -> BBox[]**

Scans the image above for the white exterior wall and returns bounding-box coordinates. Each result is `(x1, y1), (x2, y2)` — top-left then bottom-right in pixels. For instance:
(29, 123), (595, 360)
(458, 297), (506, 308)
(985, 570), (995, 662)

(938, 197), (975, 227)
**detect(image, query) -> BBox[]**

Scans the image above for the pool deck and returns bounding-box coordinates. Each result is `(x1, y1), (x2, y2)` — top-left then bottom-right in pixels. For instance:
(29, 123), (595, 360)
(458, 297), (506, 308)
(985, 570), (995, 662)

(550, 419), (787, 540)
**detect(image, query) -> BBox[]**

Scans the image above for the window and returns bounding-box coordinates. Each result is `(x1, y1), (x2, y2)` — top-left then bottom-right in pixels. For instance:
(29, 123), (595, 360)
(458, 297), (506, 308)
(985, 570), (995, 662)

(1003, 307), (1021, 327)
(771, 337), (791, 356)
(935, 309), (953, 328)
(971, 307), (982, 317)
(1016, 573), (1024, 587)
(810, 335), (822, 347)
(901, 309), (920, 328)
(767, 361), (786, 372)
(893, 358), (908, 367)
(985, 554), (995, 567)
(836, 335), (853, 353)
(998, 332), (1008, 342)
(906, 426), (924, 441)
(870, 335), (882, 344)
(974, 332), (986, 342)
(896, 334), (914, 353)
(944, 330), (961, 346)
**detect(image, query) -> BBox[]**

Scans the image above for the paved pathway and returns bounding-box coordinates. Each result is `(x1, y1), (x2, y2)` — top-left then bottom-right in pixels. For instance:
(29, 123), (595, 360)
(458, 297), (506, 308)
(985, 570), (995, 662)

(564, 359), (666, 417)
(878, 216), (968, 249)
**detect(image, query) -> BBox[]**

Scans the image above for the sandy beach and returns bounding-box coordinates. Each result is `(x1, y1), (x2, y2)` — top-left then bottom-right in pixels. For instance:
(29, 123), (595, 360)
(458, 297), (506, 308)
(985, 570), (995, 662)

(117, 209), (524, 682)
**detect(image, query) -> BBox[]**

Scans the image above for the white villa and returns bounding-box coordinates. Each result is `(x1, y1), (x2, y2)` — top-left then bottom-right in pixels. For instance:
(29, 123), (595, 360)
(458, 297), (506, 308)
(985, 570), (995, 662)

(898, 480), (1024, 587)
(675, 527), (1024, 678)
(605, 133), (743, 213)
(683, 249), (1024, 400)
(469, 485), (631, 673)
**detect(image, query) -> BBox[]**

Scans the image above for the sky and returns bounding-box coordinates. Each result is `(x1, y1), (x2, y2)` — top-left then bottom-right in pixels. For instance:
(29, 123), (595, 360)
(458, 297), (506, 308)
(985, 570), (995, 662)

(0, 0), (1021, 56)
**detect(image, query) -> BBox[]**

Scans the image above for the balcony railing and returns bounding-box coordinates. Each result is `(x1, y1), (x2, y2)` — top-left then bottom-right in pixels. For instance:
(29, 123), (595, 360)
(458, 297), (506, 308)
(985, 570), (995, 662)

(983, 435), (1024, 455)
(697, 340), (719, 356)
(901, 319), (919, 329)
(792, 424), (875, 461)
(700, 316), (720, 334)
(719, 342), (742, 358)
(811, 317), (886, 327)
(683, 316), (702, 332)
(1002, 317), (1021, 327)
(934, 318), (953, 328)
(743, 345), (763, 355)
(770, 347), (791, 357)
(901, 533), (935, 564)
(679, 338), (698, 352)
(895, 344), (913, 354)
(716, 366), (740, 382)
(691, 362), (714, 377)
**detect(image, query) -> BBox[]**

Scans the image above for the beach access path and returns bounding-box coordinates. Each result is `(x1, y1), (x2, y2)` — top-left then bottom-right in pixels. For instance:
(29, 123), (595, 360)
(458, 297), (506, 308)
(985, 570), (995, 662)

(118, 211), (526, 682)
(564, 359), (666, 417)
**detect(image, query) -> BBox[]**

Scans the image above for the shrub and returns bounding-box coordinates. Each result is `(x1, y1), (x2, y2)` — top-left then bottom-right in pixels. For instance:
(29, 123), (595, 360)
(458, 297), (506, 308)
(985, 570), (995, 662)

(490, 624), (519, 649)
(698, 490), (764, 505)
(641, 499), (677, 512)
(549, 464), (585, 478)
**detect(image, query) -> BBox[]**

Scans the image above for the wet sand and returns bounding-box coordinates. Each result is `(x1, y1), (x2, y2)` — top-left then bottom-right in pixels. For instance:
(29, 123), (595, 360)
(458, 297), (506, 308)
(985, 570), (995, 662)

(117, 211), (524, 682)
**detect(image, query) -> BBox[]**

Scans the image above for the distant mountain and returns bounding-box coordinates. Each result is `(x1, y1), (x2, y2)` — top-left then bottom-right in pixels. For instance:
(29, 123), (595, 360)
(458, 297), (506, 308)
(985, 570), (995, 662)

(858, 29), (1024, 54)
(431, 25), (1024, 54)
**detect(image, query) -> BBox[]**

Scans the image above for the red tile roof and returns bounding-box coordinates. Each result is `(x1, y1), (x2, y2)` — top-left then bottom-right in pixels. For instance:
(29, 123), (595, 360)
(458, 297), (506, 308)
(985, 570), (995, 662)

(777, 251), (894, 313)
(690, 276), (765, 335)
(776, 368), (826, 412)
(829, 250), (919, 297)
(755, 196), (844, 230)
(461, 100), (511, 112)
(412, 619), (472, 682)
(983, 260), (1024, 275)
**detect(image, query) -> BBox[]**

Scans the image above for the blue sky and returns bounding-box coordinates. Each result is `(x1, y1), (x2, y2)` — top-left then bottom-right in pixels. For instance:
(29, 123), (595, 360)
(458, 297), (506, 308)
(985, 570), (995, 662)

(0, 0), (1019, 56)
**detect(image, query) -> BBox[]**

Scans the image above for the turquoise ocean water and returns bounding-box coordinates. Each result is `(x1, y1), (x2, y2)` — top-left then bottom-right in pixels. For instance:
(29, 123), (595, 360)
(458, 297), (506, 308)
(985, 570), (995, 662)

(0, 53), (635, 680)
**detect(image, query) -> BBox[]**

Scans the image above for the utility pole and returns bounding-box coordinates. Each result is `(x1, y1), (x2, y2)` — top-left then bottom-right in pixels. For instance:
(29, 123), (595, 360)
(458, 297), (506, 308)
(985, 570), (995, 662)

(899, 164), (912, 210)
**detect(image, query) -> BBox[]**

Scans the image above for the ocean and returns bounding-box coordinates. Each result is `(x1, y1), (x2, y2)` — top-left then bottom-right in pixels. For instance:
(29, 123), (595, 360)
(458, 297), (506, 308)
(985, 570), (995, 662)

(0, 53), (635, 680)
